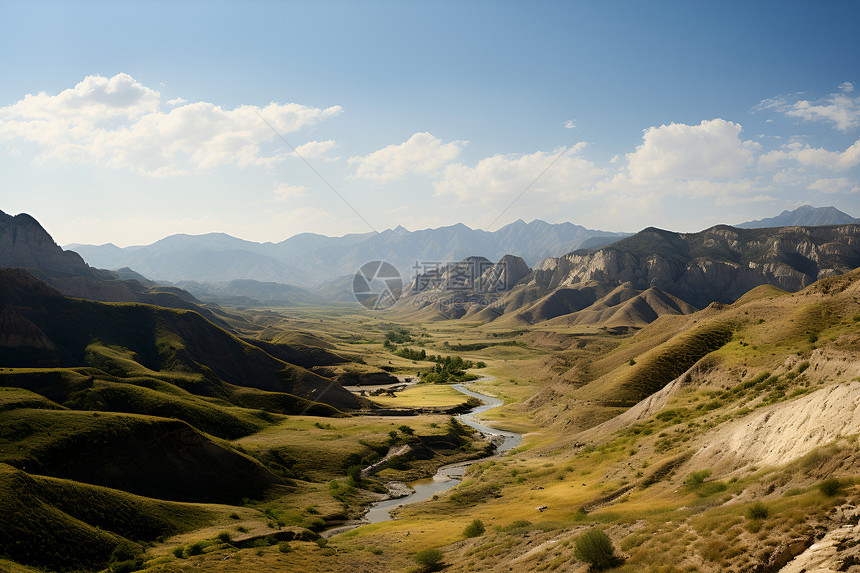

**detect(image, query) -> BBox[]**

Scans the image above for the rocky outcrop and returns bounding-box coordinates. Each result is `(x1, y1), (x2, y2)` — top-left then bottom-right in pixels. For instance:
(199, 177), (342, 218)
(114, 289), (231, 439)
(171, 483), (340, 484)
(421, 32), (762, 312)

(0, 211), (230, 327)
(531, 225), (860, 309)
(688, 380), (860, 476)
(407, 254), (531, 295)
(399, 224), (860, 326)
(0, 211), (95, 279)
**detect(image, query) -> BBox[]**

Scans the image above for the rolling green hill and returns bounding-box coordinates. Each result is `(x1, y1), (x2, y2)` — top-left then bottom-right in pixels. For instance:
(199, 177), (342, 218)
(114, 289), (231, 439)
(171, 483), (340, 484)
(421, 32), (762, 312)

(0, 463), (214, 571)
(0, 268), (360, 413)
(0, 408), (280, 503)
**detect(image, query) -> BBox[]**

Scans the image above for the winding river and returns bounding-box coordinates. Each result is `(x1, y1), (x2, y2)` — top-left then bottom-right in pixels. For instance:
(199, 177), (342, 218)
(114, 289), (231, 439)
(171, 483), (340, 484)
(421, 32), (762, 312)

(361, 380), (523, 524)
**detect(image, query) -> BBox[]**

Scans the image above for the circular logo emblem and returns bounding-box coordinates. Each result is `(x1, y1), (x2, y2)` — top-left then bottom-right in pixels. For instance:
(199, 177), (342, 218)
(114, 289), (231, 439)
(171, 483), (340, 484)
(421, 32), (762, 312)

(352, 261), (402, 309)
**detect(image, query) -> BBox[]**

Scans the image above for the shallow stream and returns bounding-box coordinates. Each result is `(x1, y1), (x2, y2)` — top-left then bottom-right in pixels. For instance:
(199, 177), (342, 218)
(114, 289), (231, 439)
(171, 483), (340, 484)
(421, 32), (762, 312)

(362, 381), (522, 524)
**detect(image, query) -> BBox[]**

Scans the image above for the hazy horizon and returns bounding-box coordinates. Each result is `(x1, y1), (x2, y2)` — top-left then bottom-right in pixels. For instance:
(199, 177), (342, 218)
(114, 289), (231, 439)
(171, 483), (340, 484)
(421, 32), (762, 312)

(2, 1), (859, 247)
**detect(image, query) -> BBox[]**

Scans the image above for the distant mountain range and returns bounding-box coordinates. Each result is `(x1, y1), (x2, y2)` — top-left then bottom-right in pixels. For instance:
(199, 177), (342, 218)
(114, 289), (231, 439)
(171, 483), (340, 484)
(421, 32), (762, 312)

(736, 205), (857, 228)
(67, 219), (629, 286)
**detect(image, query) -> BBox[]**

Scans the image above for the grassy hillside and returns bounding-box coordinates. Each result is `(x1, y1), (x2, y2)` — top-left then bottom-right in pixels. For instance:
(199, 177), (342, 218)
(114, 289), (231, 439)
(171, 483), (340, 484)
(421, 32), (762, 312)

(0, 268), (361, 413)
(0, 408), (280, 503)
(0, 463), (213, 572)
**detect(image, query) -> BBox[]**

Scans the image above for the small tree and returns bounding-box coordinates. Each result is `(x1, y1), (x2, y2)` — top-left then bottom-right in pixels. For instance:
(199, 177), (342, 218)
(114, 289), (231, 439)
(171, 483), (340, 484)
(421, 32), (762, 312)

(463, 519), (485, 538)
(574, 528), (621, 571)
(413, 548), (444, 572)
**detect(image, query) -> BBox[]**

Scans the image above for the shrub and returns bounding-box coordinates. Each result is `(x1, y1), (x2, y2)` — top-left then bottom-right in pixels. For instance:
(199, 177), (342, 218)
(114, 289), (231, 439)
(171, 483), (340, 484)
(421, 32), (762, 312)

(747, 502), (769, 520)
(574, 528), (622, 571)
(819, 477), (841, 497)
(278, 541), (292, 553)
(216, 531), (232, 543)
(413, 548), (444, 571)
(111, 559), (143, 573)
(172, 546), (186, 558)
(502, 520), (532, 532)
(463, 519), (485, 538)
(685, 469), (712, 489)
(186, 541), (205, 556)
(109, 543), (143, 573)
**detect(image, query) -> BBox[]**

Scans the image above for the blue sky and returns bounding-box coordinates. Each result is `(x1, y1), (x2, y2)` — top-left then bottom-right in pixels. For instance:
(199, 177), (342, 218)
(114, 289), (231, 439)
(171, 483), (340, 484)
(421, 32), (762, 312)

(1, 0), (859, 246)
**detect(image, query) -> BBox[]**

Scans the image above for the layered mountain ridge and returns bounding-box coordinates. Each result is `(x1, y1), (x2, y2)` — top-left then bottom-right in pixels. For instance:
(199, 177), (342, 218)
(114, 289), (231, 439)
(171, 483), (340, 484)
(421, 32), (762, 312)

(395, 223), (860, 327)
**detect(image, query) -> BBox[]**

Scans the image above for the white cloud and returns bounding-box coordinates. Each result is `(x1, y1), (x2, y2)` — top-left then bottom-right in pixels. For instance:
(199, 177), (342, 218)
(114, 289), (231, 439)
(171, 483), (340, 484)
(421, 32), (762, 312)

(270, 183), (310, 200)
(0, 73), (342, 176)
(626, 119), (758, 184)
(434, 142), (605, 203)
(563, 119), (576, 129)
(752, 83), (860, 132)
(167, 97), (187, 105)
(294, 139), (337, 159)
(759, 138), (860, 171)
(713, 193), (776, 206)
(349, 132), (466, 181)
(808, 177), (860, 194)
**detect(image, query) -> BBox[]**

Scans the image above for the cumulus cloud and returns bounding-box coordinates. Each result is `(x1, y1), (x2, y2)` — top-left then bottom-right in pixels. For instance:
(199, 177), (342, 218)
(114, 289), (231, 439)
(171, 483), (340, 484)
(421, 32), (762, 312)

(0, 73), (342, 176)
(434, 142), (606, 203)
(752, 83), (860, 132)
(759, 138), (860, 171)
(808, 177), (860, 194)
(586, 118), (781, 209)
(294, 139), (337, 159)
(626, 119), (758, 184)
(563, 119), (576, 129)
(349, 132), (465, 181)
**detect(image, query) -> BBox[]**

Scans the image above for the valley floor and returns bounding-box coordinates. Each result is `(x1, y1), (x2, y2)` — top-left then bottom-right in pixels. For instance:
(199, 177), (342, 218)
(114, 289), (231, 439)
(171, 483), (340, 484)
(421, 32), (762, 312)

(5, 271), (860, 572)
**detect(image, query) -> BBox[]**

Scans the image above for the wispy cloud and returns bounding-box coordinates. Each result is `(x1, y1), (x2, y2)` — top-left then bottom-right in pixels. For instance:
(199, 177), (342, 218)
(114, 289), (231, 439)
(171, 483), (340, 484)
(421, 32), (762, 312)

(752, 82), (860, 132)
(808, 177), (860, 194)
(270, 183), (310, 201)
